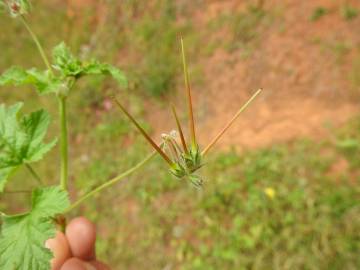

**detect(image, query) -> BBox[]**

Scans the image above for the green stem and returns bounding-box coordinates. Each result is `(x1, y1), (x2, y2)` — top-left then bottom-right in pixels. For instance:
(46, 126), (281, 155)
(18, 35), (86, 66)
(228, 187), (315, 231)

(59, 97), (69, 190)
(25, 164), (44, 185)
(20, 16), (53, 75)
(20, 16), (70, 190)
(64, 151), (157, 213)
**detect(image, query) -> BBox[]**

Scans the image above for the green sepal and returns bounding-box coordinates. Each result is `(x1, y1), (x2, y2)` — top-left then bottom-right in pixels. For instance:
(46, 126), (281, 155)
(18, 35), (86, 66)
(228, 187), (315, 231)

(183, 143), (202, 172)
(187, 174), (203, 188)
(169, 162), (187, 179)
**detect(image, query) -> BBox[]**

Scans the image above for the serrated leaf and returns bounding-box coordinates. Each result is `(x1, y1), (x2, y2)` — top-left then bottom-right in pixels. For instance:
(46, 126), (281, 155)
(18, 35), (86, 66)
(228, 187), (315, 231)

(0, 103), (57, 191)
(52, 42), (128, 87)
(0, 186), (70, 270)
(82, 61), (128, 87)
(52, 42), (83, 77)
(0, 66), (62, 95)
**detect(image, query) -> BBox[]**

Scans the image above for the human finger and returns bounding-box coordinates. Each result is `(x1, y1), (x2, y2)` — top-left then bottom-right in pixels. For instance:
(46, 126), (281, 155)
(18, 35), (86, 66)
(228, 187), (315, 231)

(60, 257), (95, 270)
(45, 231), (72, 270)
(65, 216), (96, 260)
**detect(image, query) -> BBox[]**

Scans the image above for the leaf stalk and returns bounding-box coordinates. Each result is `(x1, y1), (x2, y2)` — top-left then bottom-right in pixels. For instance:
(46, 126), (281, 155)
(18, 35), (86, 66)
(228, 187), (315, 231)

(59, 97), (69, 190)
(20, 15), (54, 75)
(64, 150), (157, 213)
(25, 164), (44, 185)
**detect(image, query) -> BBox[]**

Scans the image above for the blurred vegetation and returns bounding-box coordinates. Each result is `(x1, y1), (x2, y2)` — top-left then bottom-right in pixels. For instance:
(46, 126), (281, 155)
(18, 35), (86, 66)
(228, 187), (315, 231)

(116, 0), (190, 96)
(207, 3), (273, 56)
(69, 121), (359, 269)
(340, 4), (359, 21)
(0, 1), (359, 269)
(310, 7), (329, 22)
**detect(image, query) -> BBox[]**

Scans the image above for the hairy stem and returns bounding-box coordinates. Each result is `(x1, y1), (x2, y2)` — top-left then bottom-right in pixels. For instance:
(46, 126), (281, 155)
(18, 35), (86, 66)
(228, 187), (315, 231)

(20, 16), (53, 75)
(25, 164), (44, 185)
(202, 89), (262, 156)
(59, 97), (69, 190)
(65, 151), (157, 213)
(19, 14), (72, 190)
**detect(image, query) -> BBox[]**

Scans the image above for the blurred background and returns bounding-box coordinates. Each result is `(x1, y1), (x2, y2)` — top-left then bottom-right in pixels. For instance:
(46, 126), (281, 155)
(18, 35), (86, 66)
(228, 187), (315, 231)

(0, 0), (359, 269)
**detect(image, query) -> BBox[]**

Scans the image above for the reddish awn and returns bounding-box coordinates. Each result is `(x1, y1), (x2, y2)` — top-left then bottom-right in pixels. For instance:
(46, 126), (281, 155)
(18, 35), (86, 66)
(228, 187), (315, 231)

(112, 38), (262, 187)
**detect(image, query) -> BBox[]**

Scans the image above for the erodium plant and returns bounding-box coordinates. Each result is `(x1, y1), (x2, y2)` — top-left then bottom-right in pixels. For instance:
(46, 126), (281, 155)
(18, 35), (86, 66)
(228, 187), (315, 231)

(0, 1), (261, 269)
(112, 38), (261, 188)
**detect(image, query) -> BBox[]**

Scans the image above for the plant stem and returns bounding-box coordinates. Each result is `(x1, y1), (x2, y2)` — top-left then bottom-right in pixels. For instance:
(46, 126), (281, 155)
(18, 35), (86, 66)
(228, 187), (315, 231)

(202, 89), (262, 156)
(20, 15), (70, 190)
(64, 150), (157, 213)
(25, 164), (44, 185)
(20, 16), (53, 75)
(59, 97), (69, 190)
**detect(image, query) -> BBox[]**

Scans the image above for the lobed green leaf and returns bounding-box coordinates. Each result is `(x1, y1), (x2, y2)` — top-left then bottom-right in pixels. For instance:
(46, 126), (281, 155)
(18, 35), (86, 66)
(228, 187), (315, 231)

(52, 42), (83, 77)
(0, 103), (57, 191)
(0, 186), (70, 270)
(0, 66), (62, 95)
(82, 61), (128, 87)
(52, 42), (128, 87)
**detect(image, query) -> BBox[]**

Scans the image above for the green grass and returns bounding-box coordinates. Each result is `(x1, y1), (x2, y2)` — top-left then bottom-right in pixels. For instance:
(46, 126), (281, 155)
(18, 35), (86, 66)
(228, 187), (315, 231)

(68, 123), (360, 269)
(207, 4), (274, 56)
(341, 4), (359, 21)
(310, 7), (329, 22)
(313, 38), (352, 64)
(103, 0), (198, 97)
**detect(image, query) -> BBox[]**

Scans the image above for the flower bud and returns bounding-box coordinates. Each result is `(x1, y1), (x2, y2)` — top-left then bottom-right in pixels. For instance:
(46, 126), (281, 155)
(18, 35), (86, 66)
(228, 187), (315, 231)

(5, 0), (31, 17)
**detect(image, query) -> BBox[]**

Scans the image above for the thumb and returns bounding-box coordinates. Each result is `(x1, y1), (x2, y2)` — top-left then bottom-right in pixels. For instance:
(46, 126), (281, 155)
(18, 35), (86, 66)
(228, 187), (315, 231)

(61, 258), (110, 270)
(45, 231), (72, 270)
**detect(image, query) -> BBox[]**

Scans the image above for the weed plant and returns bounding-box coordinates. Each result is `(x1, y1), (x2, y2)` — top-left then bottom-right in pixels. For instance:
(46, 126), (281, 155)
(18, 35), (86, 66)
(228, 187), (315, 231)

(0, 1), (261, 269)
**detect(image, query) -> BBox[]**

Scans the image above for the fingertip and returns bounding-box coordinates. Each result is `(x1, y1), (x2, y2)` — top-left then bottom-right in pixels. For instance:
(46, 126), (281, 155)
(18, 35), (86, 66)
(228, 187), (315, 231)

(61, 258), (97, 270)
(66, 216), (96, 260)
(45, 231), (71, 270)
